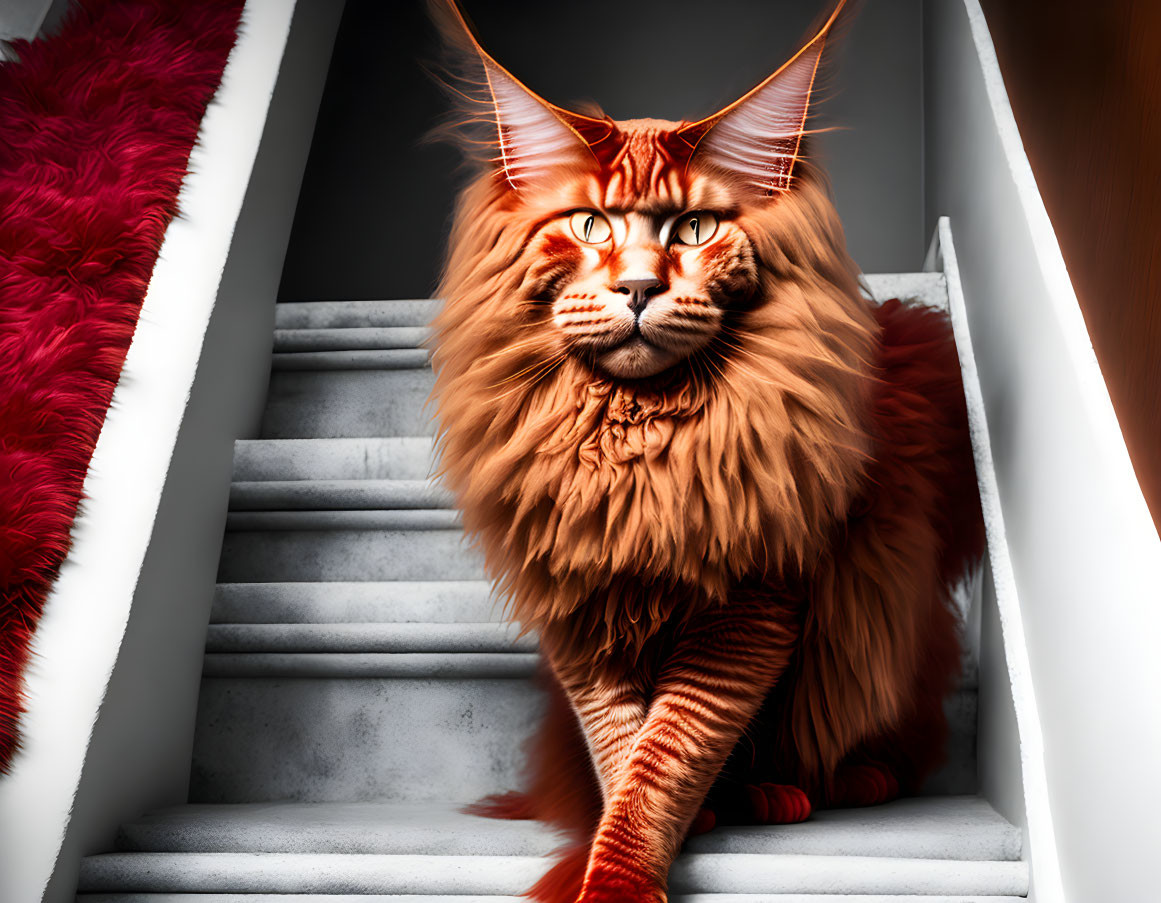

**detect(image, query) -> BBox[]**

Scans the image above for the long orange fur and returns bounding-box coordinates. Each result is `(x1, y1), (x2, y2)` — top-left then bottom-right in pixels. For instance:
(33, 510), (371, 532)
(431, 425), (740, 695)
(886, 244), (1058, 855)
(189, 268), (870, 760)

(427, 3), (984, 901)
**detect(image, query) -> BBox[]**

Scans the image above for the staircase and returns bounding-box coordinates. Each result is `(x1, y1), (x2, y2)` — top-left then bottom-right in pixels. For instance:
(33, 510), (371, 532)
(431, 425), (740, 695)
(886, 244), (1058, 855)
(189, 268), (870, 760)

(75, 276), (1030, 901)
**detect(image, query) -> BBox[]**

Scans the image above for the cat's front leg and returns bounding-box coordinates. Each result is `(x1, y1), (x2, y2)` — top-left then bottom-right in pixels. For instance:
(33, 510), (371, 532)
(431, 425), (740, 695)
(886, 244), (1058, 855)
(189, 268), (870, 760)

(577, 596), (800, 903)
(542, 629), (651, 803)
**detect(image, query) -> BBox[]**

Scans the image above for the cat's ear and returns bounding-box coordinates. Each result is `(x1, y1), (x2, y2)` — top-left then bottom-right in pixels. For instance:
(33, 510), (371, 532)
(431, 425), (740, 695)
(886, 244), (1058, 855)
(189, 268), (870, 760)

(677, 0), (849, 196)
(429, 0), (609, 192)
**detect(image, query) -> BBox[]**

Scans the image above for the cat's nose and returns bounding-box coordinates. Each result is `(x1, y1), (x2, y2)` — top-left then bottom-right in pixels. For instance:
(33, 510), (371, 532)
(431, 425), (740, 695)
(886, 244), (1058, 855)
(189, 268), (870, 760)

(612, 277), (666, 317)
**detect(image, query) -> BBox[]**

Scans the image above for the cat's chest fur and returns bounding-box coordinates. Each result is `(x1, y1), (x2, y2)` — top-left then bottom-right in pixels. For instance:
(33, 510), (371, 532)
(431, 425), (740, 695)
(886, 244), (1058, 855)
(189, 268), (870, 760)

(573, 381), (687, 468)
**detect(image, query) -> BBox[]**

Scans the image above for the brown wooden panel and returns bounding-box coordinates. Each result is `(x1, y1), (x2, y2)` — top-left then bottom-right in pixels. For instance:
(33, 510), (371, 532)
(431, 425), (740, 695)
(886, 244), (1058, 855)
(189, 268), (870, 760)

(979, 0), (1161, 533)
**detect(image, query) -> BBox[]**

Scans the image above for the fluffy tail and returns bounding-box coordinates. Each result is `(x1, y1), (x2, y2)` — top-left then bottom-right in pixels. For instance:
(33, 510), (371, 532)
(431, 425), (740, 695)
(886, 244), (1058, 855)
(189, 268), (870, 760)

(464, 664), (600, 902)
(526, 840), (591, 903)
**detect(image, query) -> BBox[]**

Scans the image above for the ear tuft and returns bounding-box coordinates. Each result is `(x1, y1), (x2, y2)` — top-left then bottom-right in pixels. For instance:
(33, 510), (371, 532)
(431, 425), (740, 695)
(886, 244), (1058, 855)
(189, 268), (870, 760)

(679, 0), (849, 196)
(428, 0), (607, 191)
(480, 59), (592, 190)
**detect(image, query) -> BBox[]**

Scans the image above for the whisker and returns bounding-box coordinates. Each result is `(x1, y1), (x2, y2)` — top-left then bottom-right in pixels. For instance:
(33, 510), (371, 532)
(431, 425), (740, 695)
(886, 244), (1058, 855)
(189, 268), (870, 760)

(490, 352), (568, 402)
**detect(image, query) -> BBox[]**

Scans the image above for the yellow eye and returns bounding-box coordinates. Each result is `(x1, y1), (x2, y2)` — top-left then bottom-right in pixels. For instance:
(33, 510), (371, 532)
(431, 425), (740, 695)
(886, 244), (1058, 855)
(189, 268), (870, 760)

(569, 211), (612, 244)
(673, 212), (718, 246)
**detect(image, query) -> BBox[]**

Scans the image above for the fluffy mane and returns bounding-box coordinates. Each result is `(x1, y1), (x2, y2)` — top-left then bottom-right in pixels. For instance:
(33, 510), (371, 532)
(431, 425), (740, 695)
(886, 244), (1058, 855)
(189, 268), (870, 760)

(429, 152), (880, 653)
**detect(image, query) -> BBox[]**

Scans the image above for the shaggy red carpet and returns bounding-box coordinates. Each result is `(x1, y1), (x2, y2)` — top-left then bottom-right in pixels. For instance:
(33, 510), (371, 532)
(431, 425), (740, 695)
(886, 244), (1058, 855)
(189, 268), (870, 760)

(0, 0), (244, 772)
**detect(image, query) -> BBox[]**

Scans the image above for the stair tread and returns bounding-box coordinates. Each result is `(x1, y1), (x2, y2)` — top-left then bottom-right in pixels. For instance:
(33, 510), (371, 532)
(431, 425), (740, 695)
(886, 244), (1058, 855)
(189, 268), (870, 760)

(862, 272), (947, 310)
(231, 438), (437, 482)
(271, 348), (430, 371)
(260, 368), (436, 439)
(229, 478), (453, 511)
(77, 891), (1030, 896)
(204, 621), (533, 654)
(226, 509), (463, 531)
(78, 850), (1027, 896)
(217, 527), (482, 582)
(201, 650), (539, 678)
(273, 326), (430, 352)
(274, 300), (440, 329)
(113, 797), (1018, 861)
(210, 581), (498, 624)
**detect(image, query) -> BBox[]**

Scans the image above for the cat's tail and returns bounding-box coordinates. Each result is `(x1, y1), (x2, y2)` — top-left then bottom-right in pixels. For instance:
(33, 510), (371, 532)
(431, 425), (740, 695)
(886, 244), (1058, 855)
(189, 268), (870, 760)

(463, 664), (600, 901)
(464, 663), (600, 827)
(526, 840), (590, 903)
(462, 788), (536, 820)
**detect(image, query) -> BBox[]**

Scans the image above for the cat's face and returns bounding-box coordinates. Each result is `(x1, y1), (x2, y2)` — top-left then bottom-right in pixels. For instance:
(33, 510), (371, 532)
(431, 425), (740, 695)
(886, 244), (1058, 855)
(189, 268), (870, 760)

(548, 207), (745, 379)
(435, 0), (851, 380)
(522, 124), (758, 379)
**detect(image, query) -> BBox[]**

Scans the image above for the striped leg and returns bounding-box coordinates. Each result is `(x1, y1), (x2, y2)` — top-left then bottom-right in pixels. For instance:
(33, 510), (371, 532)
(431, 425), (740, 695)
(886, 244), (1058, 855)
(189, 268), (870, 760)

(547, 646), (650, 803)
(577, 598), (800, 903)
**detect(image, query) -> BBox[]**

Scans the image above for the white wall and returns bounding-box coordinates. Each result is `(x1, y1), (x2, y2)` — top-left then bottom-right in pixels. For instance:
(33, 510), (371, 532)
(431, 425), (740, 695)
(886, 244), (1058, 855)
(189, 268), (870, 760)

(925, 3), (1161, 901)
(0, 2), (343, 901)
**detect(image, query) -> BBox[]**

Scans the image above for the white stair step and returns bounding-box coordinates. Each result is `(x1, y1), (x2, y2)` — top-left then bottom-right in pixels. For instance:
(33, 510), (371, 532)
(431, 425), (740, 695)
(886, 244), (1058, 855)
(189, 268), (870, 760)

(204, 622), (531, 654)
(272, 348), (430, 371)
(225, 510), (461, 530)
(274, 299), (440, 329)
(229, 479), (453, 511)
(862, 272), (947, 310)
(76, 892), (1029, 902)
(231, 438), (437, 482)
(114, 797), (1020, 862)
(210, 581), (499, 624)
(76, 851), (1028, 896)
(190, 676), (541, 803)
(273, 326), (430, 352)
(217, 528), (482, 582)
(74, 891), (520, 896)
(201, 652), (538, 678)
(261, 368), (435, 438)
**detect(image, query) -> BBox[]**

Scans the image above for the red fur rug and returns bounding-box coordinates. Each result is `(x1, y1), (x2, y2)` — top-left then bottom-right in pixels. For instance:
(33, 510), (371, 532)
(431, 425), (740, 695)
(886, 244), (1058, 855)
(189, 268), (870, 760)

(0, 0), (244, 771)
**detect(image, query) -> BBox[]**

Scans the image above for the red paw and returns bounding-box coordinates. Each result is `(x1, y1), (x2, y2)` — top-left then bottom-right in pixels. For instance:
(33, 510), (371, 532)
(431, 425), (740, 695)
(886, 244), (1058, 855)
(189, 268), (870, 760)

(832, 761), (900, 807)
(745, 782), (812, 824)
(578, 869), (665, 903)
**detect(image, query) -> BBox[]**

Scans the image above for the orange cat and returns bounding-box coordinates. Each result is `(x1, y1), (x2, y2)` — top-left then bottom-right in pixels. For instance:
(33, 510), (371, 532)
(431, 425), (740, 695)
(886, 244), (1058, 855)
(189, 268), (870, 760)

(427, 3), (984, 901)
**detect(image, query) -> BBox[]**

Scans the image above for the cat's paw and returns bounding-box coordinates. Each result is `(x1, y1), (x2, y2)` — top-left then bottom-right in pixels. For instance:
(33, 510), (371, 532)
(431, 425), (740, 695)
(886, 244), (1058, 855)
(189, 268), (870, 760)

(745, 782), (812, 824)
(577, 870), (665, 903)
(831, 760), (900, 807)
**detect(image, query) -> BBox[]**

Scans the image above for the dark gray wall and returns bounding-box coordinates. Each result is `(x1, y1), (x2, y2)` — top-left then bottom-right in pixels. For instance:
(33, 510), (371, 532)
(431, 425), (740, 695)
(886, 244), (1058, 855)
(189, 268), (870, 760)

(279, 0), (924, 302)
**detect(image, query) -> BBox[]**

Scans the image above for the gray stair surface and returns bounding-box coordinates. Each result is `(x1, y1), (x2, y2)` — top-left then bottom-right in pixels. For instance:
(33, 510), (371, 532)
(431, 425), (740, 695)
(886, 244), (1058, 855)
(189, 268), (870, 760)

(77, 897), (1028, 903)
(230, 438), (437, 481)
(81, 276), (1028, 900)
(76, 850), (1027, 895)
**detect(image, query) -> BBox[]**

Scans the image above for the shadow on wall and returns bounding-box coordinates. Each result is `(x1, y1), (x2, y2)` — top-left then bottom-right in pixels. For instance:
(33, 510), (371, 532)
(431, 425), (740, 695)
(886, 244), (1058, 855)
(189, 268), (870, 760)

(278, 0), (925, 302)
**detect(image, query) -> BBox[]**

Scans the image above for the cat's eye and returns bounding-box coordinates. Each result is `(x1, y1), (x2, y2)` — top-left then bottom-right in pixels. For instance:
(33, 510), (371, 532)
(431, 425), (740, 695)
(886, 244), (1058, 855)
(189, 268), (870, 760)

(673, 212), (718, 246)
(568, 211), (612, 244)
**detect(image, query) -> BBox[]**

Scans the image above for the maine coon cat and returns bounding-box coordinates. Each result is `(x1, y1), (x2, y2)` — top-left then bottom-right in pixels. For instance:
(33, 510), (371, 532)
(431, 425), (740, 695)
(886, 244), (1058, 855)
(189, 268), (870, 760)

(426, 2), (984, 901)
